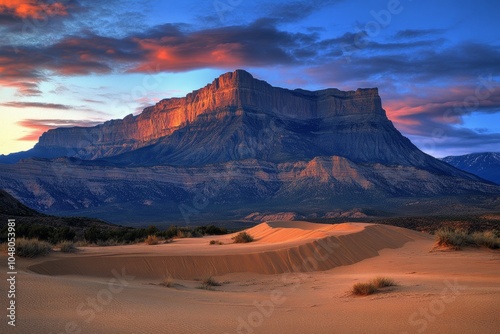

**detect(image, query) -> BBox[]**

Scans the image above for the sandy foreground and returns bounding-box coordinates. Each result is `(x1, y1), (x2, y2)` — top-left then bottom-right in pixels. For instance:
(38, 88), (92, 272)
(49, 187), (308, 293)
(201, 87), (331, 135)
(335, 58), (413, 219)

(1, 222), (499, 334)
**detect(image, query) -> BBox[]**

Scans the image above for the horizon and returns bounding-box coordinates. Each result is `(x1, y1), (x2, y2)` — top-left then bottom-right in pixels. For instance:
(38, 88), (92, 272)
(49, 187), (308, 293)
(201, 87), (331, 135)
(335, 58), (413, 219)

(1, 0), (499, 157)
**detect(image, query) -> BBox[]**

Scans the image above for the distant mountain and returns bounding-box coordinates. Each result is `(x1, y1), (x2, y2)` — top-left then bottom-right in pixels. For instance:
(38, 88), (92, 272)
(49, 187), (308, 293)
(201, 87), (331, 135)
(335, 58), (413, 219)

(0, 189), (40, 216)
(0, 70), (499, 224)
(442, 153), (500, 185)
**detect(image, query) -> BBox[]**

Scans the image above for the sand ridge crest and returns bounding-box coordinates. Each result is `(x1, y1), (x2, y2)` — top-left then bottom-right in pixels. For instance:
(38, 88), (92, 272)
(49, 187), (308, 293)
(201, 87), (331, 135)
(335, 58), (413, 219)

(27, 223), (430, 280)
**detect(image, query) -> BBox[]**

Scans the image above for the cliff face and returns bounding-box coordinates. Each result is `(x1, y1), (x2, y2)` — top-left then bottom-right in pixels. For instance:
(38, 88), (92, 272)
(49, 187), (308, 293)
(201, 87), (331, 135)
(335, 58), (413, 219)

(34, 70), (385, 160)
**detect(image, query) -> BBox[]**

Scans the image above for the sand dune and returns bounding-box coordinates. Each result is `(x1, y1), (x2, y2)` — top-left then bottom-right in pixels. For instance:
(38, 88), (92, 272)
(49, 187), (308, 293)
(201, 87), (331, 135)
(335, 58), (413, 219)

(28, 223), (427, 280)
(1, 222), (499, 334)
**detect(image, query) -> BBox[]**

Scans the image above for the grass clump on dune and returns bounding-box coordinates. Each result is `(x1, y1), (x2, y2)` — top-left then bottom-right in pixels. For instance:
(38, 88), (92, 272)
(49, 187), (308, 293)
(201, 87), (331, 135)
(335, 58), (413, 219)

(471, 230), (499, 249)
(435, 228), (471, 249)
(352, 282), (377, 296)
(58, 241), (78, 253)
(145, 235), (160, 245)
(351, 277), (396, 296)
(232, 232), (254, 243)
(199, 276), (222, 290)
(16, 238), (52, 258)
(209, 240), (223, 245)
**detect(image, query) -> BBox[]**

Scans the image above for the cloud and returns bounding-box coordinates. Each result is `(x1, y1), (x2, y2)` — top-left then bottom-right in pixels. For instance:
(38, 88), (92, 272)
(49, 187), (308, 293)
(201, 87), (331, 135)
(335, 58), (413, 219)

(1, 101), (71, 109)
(17, 118), (103, 141)
(0, 0), (67, 19)
(393, 29), (445, 40)
(0, 21), (324, 94)
(265, 0), (342, 23)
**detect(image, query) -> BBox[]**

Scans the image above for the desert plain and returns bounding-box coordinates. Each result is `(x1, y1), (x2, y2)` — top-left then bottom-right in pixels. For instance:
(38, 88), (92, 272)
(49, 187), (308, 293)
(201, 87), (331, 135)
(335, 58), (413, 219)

(1, 221), (499, 334)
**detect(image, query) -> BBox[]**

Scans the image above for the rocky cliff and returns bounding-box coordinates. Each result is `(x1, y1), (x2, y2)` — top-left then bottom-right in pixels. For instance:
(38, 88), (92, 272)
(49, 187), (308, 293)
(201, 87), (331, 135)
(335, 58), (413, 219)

(12, 70), (387, 162)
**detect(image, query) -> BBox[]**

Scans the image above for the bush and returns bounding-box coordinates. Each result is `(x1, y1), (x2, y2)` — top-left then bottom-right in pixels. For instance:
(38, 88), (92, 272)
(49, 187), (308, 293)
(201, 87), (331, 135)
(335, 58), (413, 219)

(16, 238), (52, 258)
(59, 241), (77, 253)
(372, 277), (396, 288)
(435, 228), (471, 249)
(232, 232), (254, 243)
(199, 276), (222, 290)
(352, 282), (377, 296)
(435, 228), (499, 249)
(145, 235), (160, 245)
(160, 276), (174, 288)
(209, 240), (223, 245)
(471, 231), (499, 249)
(351, 277), (396, 296)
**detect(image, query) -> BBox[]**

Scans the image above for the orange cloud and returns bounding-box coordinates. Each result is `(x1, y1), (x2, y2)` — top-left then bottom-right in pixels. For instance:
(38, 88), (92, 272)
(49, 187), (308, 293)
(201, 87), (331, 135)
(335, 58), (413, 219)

(0, 0), (67, 19)
(132, 38), (246, 72)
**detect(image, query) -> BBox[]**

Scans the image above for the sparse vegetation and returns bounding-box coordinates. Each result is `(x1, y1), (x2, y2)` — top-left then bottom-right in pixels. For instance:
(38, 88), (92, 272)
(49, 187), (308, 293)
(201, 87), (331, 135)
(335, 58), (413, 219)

(351, 277), (396, 296)
(371, 276), (396, 288)
(58, 241), (77, 253)
(471, 230), (499, 249)
(209, 240), (223, 245)
(352, 282), (377, 296)
(145, 235), (160, 245)
(435, 228), (499, 250)
(160, 276), (174, 288)
(199, 276), (222, 290)
(232, 232), (254, 243)
(16, 238), (52, 258)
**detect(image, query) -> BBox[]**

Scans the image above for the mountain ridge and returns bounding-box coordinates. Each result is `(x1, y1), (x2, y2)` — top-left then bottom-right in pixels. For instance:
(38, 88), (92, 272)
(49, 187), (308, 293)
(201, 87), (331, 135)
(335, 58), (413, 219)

(442, 152), (500, 185)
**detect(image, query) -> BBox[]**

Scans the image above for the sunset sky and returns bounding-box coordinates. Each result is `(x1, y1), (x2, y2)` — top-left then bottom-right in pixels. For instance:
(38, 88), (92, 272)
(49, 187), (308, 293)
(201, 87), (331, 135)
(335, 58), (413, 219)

(1, 0), (499, 157)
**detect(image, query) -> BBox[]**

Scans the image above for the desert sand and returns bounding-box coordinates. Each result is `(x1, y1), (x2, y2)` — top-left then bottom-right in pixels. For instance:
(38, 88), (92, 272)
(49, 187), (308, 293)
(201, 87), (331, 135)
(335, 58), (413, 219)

(1, 222), (499, 333)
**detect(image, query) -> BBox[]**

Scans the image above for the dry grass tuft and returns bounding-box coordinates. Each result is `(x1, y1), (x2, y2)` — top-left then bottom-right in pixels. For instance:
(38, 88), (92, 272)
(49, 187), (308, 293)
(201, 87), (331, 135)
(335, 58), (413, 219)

(232, 232), (254, 243)
(16, 238), (52, 258)
(351, 277), (397, 296)
(145, 235), (160, 245)
(58, 241), (78, 253)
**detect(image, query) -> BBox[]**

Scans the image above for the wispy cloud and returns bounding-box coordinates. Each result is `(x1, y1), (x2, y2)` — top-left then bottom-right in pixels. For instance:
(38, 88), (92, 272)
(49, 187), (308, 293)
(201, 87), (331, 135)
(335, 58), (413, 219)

(17, 118), (104, 141)
(1, 101), (71, 109)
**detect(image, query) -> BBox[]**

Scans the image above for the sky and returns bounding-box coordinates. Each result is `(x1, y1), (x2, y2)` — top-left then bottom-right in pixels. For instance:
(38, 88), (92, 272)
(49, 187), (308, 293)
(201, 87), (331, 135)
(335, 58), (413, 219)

(0, 0), (499, 158)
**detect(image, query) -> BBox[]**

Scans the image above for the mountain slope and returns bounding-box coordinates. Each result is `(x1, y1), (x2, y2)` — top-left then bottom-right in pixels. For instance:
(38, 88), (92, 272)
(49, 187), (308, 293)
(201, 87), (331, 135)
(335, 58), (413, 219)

(442, 152), (500, 185)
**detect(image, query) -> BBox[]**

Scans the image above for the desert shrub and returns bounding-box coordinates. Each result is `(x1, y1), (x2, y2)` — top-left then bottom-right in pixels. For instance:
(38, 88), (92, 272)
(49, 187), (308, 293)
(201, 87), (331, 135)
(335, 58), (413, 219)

(371, 277), (396, 288)
(351, 277), (396, 296)
(471, 231), (500, 249)
(16, 238), (52, 258)
(232, 232), (254, 243)
(199, 276), (222, 290)
(352, 282), (377, 296)
(59, 241), (77, 253)
(435, 228), (471, 249)
(160, 276), (174, 287)
(435, 228), (499, 249)
(145, 235), (160, 245)
(209, 240), (223, 245)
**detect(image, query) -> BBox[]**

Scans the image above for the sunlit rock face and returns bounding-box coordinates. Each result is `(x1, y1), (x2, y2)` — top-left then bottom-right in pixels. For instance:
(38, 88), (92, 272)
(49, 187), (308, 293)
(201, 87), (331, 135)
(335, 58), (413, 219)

(1, 70), (499, 223)
(34, 70), (389, 162)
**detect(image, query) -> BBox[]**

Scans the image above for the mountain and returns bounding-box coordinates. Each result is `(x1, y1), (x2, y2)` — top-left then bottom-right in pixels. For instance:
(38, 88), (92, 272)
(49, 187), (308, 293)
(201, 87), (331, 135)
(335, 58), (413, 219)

(0, 189), (113, 237)
(442, 153), (500, 185)
(0, 189), (40, 216)
(0, 70), (499, 224)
